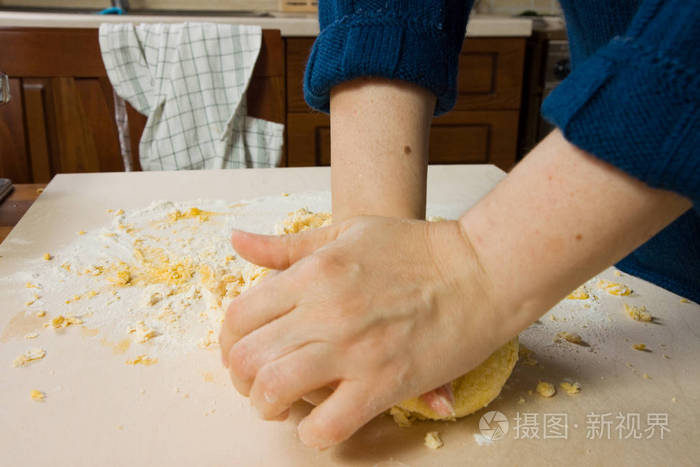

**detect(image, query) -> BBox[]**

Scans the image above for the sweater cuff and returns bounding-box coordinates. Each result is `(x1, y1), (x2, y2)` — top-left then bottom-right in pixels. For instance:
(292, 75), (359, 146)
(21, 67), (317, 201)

(303, 16), (459, 116)
(541, 40), (700, 206)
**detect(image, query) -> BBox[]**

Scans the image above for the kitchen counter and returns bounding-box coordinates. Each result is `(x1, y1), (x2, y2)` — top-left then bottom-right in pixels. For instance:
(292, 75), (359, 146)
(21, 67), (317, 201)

(0, 10), (532, 37)
(0, 166), (698, 466)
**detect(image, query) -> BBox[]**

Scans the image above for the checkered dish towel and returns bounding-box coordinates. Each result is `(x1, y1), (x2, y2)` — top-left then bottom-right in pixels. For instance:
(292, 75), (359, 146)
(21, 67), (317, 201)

(99, 23), (284, 170)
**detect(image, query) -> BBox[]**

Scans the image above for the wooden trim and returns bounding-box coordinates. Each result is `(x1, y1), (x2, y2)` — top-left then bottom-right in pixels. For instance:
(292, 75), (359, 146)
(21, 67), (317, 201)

(0, 28), (108, 77)
(22, 79), (53, 182)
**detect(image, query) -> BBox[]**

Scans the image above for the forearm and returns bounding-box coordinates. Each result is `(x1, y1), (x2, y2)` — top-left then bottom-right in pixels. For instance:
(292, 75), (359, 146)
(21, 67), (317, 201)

(460, 130), (691, 338)
(329, 78), (435, 221)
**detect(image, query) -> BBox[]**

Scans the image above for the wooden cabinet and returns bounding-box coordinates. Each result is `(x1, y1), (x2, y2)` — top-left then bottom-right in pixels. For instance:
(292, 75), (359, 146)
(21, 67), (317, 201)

(0, 28), (526, 181)
(285, 37), (526, 171)
(0, 28), (123, 183)
(0, 27), (285, 182)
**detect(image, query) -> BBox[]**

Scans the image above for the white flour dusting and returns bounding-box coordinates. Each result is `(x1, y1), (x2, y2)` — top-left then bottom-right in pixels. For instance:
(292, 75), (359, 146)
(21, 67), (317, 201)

(11, 193), (337, 358)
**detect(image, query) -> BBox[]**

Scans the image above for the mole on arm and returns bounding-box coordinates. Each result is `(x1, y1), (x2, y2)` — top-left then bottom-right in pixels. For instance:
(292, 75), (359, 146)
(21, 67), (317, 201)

(575, 234), (583, 241)
(403, 145), (412, 155)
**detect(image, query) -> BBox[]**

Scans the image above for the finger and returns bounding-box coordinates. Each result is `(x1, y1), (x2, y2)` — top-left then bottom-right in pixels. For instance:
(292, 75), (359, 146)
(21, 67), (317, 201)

(250, 342), (339, 421)
(219, 271), (298, 369)
(297, 381), (384, 449)
(231, 223), (342, 270)
(228, 366), (253, 397)
(419, 383), (455, 417)
(226, 309), (314, 394)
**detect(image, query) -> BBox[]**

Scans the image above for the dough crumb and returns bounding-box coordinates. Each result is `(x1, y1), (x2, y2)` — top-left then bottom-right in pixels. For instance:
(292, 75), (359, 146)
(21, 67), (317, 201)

(127, 321), (158, 343)
(671, 397), (677, 403)
(389, 406), (415, 428)
(126, 354), (158, 366)
(13, 348), (46, 367)
(50, 314), (83, 329)
(624, 304), (653, 322)
(24, 331), (39, 340)
(35, 311), (46, 318)
(680, 298), (690, 304)
(274, 208), (331, 235)
(555, 331), (588, 346)
(566, 286), (589, 300)
(518, 345), (538, 366)
(597, 279), (632, 296)
(30, 389), (45, 402)
(43, 253), (52, 261)
(633, 343), (648, 352)
(642, 373), (651, 380)
(424, 432), (443, 450)
(560, 381), (581, 395)
(536, 381), (556, 398)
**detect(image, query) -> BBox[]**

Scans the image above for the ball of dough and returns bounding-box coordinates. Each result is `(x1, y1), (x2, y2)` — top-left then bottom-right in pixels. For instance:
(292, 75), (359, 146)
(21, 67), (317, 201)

(390, 338), (519, 425)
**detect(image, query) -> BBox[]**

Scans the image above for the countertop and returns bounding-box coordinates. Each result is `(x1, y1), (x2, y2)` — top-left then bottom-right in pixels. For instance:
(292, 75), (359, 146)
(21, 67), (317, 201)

(0, 166), (698, 466)
(0, 11), (533, 37)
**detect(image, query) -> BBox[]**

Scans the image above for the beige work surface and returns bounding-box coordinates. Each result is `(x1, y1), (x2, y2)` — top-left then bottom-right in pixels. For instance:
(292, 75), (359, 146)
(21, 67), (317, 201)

(1, 166), (698, 466)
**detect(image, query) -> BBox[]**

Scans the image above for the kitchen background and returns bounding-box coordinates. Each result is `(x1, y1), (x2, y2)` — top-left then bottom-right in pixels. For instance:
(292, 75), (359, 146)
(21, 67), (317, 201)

(0, 0), (562, 15)
(0, 0), (566, 182)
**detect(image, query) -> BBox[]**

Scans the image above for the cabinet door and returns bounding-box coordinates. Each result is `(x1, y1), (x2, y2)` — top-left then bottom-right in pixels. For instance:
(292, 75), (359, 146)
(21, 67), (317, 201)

(0, 28), (124, 181)
(287, 110), (519, 171)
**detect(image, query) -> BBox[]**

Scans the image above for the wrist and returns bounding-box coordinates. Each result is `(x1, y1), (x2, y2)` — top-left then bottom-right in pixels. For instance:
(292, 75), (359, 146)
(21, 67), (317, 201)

(426, 219), (511, 351)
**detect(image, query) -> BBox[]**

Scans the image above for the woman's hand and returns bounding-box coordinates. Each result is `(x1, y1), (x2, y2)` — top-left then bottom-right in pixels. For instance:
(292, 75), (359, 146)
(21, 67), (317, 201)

(219, 216), (508, 449)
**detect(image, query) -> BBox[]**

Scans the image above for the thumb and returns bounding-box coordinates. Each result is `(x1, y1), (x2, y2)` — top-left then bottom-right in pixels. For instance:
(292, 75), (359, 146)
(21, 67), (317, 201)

(231, 224), (342, 270)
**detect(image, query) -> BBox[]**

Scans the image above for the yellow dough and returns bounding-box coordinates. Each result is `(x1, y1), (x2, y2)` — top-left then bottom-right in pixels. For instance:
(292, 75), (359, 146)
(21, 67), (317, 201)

(390, 338), (519, 425)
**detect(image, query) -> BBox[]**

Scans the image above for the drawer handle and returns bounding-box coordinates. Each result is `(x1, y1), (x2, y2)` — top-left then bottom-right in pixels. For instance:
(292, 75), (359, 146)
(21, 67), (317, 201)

(0, 72), (10, 105)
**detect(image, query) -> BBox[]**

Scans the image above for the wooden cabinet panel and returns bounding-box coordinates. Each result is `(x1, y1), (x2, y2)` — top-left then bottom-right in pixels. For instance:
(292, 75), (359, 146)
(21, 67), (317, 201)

(431, 110), (520, 169)
(286, 112), (327, 167)
(23, 79), (52, 182)
(287, 110), (519, 171)
(286, 38), (315, 113)
(0, 78), (31, 182)
(247, 29), (286, 125)
(454, 38), (526, 110)
(74, 78), (123, 172)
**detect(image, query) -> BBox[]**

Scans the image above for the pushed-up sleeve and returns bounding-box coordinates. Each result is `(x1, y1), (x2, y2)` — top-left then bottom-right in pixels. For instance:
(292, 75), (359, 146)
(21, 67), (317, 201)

(541, 0), (700, 205)
(303, 0), (473, 116)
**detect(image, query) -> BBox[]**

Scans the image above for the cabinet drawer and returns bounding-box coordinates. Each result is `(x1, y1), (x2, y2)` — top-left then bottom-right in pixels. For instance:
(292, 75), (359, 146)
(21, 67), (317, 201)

(286, 37), (526, 113)
(287, 110), (519, 171)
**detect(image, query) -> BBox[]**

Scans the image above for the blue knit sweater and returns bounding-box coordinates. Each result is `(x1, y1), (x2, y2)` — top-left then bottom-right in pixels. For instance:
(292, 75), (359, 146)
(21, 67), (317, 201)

(304, 0), (699, 303)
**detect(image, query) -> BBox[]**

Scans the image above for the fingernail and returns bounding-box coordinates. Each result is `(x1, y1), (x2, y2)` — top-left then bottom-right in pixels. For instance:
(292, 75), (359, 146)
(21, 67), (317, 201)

(298, 420), (330, 451)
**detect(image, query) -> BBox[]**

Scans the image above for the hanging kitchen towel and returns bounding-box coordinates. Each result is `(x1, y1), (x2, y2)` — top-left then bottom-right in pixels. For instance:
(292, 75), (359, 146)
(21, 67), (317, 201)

(99, 22), (284, 170)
